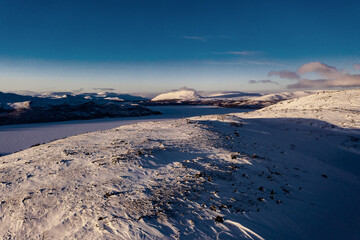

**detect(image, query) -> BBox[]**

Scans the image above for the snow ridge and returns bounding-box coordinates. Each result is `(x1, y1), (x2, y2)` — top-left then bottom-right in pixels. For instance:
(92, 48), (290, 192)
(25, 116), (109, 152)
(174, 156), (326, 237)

(241, 88), (360, 129)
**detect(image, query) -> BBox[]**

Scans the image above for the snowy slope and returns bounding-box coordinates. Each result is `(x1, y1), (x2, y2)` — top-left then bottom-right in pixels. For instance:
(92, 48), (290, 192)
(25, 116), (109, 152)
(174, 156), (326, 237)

(152, 88), (201, 101)
(240, 89), (360, 129)
(0, 89), (359, 239)
(249, 90), (319, 102)
(200, 91), (262, 100)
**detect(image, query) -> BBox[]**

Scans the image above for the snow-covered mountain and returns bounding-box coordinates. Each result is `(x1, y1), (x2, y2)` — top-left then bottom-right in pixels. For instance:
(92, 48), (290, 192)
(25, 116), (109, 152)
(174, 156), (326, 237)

(201, 91), (262, 99)
(248, 90), (320, 102)
(150, 88), (322, 110)
(152, 88), (201, 101)
(1, 88), (359, 239)
(0, 91), (157, 125)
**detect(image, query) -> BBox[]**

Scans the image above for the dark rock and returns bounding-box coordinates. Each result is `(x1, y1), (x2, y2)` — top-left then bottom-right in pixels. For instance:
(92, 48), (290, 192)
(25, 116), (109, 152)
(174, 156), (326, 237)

(215, 216), (224, 223)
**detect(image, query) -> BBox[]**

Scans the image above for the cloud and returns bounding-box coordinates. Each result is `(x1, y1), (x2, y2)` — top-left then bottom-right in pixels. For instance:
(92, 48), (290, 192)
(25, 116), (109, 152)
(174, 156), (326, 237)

(93, 88), (115, 91)
(246, 60), (285, 66)
(182, 35), (230, 42)
(281, 61), (360, 89)
(268, 70), (300, 80)
(297, 61), (338, 76)
(201, 60), (284, 67)
(249, 80), (278, 85)
(354, 64), (360, 70)
(222, 51), (260, 56)
(182, 36), (207, 42)
(287, 75), (360, 89)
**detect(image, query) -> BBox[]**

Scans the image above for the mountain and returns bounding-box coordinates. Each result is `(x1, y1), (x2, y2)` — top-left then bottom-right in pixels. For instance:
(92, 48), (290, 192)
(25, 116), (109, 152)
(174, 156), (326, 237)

(201, 91), (262, 99)
(152, 88), (201, 101)
(1, 88), (359, 239)
(248, 90), (320, 102)
(0, 91), (38, 106)
(0, 91), (157, 125)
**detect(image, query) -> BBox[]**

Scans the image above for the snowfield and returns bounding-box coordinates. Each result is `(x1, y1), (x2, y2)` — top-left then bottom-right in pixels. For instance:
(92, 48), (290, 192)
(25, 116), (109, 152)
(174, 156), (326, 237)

(247, 90), (320, 102)
(240, 89), (360, 129)
(0, 89), (359, 239)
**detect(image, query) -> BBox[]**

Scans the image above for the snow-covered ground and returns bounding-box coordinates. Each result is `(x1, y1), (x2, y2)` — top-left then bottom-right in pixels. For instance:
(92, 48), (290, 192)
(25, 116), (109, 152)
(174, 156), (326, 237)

(0, 106), (250, 155)
(0, 89), (359, 239)
(240, 89), (360, 129)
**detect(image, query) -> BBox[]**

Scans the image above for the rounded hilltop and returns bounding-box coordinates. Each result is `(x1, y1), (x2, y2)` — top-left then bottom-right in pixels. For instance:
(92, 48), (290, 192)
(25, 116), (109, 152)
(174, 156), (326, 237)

(152, 88), (201, 101)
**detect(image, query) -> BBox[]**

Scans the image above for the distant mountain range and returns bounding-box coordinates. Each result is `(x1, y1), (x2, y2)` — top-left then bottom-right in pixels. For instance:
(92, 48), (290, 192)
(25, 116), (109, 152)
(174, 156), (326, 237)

(0, 89), (322, 125)
(0, 91), (158, 125)
(151, 88), (262, 102)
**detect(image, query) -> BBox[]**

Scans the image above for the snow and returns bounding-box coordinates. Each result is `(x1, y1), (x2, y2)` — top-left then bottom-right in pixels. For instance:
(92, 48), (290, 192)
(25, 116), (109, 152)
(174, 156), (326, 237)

(201, 91), (262, 100)
(248, 90), (320, 102)
(104, 97), (124, 102)
(0, 106), (250, 155)
(240, 89), (360, 129)
(152, 88), (201, 101)
(7, 101), (31, 110)
(0, 89), (359, 239)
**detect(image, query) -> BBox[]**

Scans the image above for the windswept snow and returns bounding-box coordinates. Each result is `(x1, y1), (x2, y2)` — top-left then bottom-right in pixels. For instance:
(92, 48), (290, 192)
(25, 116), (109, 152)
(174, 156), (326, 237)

(152, 88), (201, 101)
(249, 90), (319, 102)
(0, 89), (359, 239)
(200, 91), (261, 100)
(240, 89), (360, 129)
(0, 106), (250, 155)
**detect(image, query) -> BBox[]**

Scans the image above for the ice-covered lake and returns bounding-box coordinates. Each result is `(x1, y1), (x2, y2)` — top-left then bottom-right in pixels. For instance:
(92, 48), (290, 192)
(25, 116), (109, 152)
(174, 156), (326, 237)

(0, 105), (251, 155)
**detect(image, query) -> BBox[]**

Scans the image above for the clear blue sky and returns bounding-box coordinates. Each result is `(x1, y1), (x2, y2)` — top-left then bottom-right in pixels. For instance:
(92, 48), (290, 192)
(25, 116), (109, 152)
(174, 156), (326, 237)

(0, 0), (359, 93)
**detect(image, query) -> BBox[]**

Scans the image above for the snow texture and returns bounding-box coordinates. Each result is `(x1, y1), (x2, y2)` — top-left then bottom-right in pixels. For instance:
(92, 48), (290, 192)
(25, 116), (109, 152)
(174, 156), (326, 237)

(0, 106), (250, 155)
(248, 90), (320, 102)
(0, 89), (359, 239)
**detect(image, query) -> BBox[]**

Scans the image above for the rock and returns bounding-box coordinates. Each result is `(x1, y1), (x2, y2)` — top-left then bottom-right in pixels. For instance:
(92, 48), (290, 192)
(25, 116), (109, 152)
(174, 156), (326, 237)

(215, 216), (224, 223)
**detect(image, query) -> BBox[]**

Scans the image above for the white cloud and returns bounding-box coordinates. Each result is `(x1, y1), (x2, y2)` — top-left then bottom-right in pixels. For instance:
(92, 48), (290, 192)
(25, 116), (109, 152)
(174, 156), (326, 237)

(297, 62), (338, 76)
(283, 62), (360, 89)
(268, 70), (300, 80)
(249, 79), (278, 85)
(222, 51), (260, 56)
(93, 88), (115, 91)
(245, 60), (285, 66)
(287, 75), (360, 89)
(182, 35), (230, 42)
(182, 36), (207, 42)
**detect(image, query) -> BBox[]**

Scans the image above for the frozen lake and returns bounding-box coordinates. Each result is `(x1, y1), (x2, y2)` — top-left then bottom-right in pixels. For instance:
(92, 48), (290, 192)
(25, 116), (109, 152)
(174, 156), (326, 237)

(0, 105), (251, 155)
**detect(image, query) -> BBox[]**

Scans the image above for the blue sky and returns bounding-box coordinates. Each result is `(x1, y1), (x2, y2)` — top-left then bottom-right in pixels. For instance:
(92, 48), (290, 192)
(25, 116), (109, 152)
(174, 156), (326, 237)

(0, 0), (359, 93)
